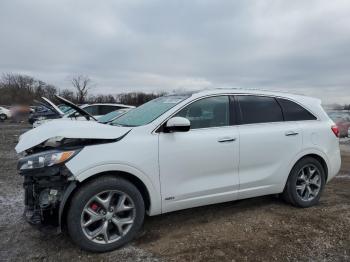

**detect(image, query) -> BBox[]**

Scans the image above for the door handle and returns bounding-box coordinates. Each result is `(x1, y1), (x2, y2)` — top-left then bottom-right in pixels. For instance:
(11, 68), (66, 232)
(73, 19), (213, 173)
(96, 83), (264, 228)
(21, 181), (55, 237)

(217, 137), (236, 143)
(285, 131), (299, 136)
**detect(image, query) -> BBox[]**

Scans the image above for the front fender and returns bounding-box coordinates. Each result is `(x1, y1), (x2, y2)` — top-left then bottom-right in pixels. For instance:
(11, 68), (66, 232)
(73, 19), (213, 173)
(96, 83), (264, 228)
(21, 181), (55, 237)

(67, 163), (162, 216)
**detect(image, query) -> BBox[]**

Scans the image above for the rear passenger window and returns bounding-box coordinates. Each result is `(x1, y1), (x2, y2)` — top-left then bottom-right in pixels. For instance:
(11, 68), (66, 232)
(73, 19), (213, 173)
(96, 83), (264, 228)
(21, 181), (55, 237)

(237, 95), (283, 124)
(277, 98), (317, 121)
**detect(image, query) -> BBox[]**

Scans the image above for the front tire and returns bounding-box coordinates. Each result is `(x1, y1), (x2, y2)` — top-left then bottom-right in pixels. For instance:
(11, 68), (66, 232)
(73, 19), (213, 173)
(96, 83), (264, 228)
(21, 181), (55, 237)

(0, 114), (7, 121)
(67, 176), (145, 252)
(283, 157), (325, 208)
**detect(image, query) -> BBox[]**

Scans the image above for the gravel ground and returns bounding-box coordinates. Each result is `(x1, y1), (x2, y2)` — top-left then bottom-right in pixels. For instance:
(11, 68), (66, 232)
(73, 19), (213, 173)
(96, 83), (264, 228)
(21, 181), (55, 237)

(1, 122), (349, 261)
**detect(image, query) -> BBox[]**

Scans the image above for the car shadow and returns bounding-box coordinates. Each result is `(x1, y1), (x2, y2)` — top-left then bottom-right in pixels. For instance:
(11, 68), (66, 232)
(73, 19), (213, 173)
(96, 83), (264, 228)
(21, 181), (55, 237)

(134, 194), (286, 245)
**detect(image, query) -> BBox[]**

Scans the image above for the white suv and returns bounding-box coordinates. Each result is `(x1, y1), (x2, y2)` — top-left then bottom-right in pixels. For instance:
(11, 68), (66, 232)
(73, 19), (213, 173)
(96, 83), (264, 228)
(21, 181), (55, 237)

(15, 89), (341, 252)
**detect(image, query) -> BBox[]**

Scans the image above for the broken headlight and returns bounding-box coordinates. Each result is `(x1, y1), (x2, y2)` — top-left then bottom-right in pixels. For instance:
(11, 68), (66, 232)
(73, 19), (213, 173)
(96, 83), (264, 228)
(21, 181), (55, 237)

(18, 149), (80, 171)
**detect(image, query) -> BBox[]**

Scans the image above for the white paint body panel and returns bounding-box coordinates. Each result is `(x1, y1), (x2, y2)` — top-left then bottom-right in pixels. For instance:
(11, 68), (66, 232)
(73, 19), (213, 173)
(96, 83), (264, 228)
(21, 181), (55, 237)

(16, 89), (341, 216)
(238, 122), (302, 199)
(15, 120), (131, 153)
(0, 106), (12, 118)
(159, 126), (239, 213)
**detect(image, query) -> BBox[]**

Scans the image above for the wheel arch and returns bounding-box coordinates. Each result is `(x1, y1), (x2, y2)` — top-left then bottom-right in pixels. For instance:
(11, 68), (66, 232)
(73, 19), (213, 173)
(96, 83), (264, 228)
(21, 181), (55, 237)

(302, 154), (328, 182)
(80, 171), (151, 211)
(59, 169), (160, 232)
(285, 151), (329, 187)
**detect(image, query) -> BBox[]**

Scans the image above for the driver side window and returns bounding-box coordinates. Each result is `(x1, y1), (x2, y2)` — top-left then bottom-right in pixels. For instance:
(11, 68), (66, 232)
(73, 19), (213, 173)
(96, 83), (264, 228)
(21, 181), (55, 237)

(175, 96), (230, 129)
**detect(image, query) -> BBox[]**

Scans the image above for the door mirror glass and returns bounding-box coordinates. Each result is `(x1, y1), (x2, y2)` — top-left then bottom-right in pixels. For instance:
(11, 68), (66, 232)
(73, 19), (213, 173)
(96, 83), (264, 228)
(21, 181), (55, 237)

(165, 117), (190, 132)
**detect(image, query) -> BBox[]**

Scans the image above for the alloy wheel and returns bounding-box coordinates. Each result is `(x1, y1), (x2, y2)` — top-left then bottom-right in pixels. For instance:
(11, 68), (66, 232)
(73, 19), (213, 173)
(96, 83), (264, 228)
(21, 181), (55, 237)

(80, 190), (136, 244)
(296, 164), (322, 202)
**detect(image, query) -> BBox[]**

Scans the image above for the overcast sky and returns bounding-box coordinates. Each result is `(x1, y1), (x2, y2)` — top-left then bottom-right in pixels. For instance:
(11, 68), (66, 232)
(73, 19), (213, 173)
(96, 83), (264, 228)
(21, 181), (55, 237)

(0, 0), (350, 103)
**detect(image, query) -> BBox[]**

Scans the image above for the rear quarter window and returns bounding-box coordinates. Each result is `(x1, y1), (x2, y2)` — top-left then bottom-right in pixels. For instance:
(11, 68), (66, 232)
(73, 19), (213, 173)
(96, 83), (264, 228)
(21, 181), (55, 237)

(277, 98), (317, 121)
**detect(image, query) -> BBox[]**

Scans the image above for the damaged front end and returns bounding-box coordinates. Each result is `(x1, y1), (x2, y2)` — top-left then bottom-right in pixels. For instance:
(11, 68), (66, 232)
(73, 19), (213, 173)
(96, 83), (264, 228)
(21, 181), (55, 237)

(18, 148), (80, 228)
(15, 120), (132, 230)
(17, 136), (122, 230)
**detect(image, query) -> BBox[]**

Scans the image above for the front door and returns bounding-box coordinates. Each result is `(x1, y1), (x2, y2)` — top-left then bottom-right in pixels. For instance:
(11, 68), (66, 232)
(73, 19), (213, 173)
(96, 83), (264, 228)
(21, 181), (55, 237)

(158, 96), (239, 213)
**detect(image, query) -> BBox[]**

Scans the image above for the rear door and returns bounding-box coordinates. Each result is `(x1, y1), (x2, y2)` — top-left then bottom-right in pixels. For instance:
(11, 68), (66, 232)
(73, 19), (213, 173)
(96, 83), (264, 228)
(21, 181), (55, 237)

(236, 95), (302, 199)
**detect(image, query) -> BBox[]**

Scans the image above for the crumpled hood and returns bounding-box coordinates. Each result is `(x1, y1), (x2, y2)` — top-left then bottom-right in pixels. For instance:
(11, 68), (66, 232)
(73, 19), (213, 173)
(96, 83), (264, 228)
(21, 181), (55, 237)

(15, 119), (132, 153)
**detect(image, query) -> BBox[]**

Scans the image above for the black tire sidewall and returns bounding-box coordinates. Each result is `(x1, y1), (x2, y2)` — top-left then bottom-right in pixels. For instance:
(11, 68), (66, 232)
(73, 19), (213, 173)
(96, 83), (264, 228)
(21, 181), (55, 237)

(286, 157), (326, 208)
(0, 114), (7, 121)
(67, 176), (145, 252)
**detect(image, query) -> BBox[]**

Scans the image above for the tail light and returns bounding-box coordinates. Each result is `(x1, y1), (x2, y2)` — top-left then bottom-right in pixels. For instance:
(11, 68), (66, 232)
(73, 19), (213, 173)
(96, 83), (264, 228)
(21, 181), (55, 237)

(331, 125), (339, 138)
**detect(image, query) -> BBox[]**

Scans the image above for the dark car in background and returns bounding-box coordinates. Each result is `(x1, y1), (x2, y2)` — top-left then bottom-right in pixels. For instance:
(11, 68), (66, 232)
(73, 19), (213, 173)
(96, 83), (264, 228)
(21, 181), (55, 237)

(28, 100), (64, 124)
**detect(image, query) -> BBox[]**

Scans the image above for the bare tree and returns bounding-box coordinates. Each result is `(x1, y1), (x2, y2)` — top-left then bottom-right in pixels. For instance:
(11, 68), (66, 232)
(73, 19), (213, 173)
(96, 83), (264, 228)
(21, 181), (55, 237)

(0, 73), (57, 105)
(44, 85), (57, 100)
(59, 88), (75, 102)
(70, 75), (93, 104)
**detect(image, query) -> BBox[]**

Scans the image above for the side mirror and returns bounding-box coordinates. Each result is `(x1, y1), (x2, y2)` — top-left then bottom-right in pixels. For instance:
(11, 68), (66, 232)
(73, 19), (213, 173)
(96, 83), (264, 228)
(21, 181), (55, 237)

(165, 117), (190, 133)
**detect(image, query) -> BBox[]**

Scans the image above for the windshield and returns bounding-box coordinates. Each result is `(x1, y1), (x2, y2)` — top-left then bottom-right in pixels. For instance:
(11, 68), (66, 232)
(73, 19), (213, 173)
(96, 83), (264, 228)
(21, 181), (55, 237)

(58, 104), (72, 113)
(111, 95), (189, 127)
(63, 107), (77, 116)
(63, 104), (87, 117)
(98, 109), (130, 124)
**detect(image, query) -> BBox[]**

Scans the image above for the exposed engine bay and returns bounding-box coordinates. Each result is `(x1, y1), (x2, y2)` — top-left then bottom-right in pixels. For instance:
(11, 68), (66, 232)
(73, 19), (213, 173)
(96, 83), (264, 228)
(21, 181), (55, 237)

(22, 165), (74, 227)
(19, 137), (118, 228)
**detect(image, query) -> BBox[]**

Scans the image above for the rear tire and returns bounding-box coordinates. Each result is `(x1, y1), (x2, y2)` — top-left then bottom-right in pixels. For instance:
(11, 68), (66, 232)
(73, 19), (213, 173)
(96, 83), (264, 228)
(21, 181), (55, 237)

(67, 176), (145, 252)
(283, 157), (325, 208)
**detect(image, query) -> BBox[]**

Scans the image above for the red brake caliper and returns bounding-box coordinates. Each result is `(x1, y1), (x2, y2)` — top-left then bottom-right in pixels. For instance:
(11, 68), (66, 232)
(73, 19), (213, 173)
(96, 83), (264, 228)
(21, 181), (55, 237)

(90, 203), (99, 212)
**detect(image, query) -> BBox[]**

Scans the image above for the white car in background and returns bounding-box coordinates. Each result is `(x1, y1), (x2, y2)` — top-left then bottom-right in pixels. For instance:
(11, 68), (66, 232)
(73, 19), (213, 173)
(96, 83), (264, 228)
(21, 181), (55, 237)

(0, 106), (11, 121)
(16, 89), (341, 252)
(33, 96), (134, 127)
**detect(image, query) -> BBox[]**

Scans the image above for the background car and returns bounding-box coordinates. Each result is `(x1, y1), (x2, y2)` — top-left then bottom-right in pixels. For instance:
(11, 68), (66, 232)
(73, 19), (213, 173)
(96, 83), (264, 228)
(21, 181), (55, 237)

(97, 108), (132, 124)
(32, 96), (134, 127)
(0, 106), (11, 121)
(64, 103), (134, 120)
(327, 111), (350, 137)
(29, 105), (61, 124)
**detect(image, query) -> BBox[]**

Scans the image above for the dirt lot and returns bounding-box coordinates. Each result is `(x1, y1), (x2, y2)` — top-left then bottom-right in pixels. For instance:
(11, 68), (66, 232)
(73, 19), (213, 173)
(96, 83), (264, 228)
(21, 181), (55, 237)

(1, 122), (350, 261)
